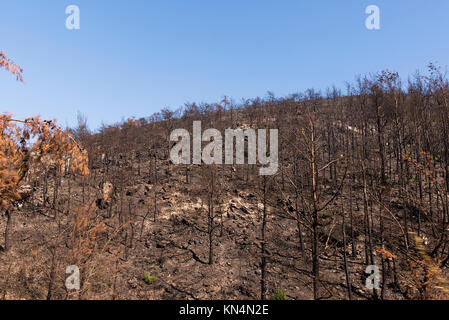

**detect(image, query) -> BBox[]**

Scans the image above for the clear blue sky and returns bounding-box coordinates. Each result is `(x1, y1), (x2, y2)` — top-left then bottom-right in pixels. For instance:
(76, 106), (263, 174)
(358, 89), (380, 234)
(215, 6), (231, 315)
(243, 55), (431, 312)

(1, 0), (448, 130)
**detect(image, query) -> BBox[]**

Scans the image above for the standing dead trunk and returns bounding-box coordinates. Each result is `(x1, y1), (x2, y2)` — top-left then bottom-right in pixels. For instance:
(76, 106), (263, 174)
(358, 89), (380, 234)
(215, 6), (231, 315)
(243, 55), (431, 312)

(67, 175), (71, 214)
(208, 191), (214, 265)
(46, 246), (57, 300)
(342, 206), (352, 300)
(153, 189), (158, 223)
(260, 176), (268, 300)
(294, 161), (304, 253)
(4, 210), (11, 251)
(310, 121), (320, 300)
(53, 169), (59, 219)
(349, 185), (356, 257)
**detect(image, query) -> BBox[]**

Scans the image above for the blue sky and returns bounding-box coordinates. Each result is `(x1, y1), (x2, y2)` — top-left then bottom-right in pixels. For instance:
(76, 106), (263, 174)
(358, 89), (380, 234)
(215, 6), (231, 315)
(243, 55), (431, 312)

(1, 0), (448, 130)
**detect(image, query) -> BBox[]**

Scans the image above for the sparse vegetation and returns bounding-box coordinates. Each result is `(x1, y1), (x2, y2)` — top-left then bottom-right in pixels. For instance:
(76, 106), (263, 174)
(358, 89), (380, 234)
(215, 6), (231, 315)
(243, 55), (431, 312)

(272, 289), (287, 300)
(144, 274), (158, 285)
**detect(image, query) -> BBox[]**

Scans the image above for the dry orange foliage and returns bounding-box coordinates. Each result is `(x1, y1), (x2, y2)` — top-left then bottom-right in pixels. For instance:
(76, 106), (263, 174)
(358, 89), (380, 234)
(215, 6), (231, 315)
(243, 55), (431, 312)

(402, 152), (446, 177)
(1, 51), (89, 210)
(0, 114), (90, 210)
(69, 200), (125, 299)
(375, 246), (397, 261)
(0, 51), (23, 82)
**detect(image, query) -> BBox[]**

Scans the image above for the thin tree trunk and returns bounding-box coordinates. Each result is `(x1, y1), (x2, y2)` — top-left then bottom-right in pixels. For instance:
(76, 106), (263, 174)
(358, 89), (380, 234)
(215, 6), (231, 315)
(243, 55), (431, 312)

(4, 210), (11, 251)
(311, 121), (320, 300)
(260, 177), (267, 300)
(342, 207), (353, 300)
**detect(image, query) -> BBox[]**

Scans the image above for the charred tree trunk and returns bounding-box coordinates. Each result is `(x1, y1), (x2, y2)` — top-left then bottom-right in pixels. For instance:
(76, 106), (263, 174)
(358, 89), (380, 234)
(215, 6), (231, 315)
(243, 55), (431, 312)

(4, 210), (11, 252)
(260, 176), (268, 300)
(342, 207), (353, 300)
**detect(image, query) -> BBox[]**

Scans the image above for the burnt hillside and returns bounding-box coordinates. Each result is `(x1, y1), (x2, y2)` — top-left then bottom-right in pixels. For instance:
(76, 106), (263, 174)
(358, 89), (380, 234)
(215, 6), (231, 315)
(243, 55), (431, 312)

(2, 67), (449, 300)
